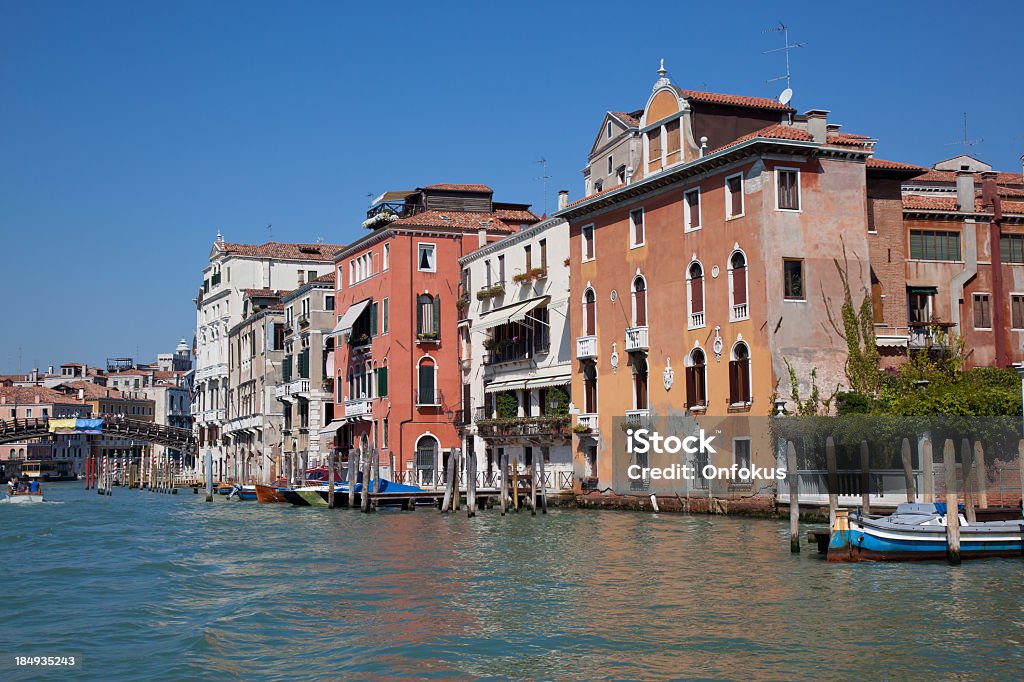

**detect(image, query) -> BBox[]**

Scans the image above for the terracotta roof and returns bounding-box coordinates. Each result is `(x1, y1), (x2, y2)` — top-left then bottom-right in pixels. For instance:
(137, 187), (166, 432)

(866, 158), (927, 172)
(677, 88), (795, 112)
(611, 111), (642, 128)
(56, 380), (124, 400)
(567, 183), (626, 208)
(494, 207), (543, 224)
(0, 385), (81, 405)
(908, 170), (1024, 187)
(1004, 201), (1024, 216)
(309, 272), (336, 285)
(108, 369), (152, 376)
(422, 184), (492, 193)
(710, 124), (874, 154)
(241, 288), (288, 299)
(216, 242), (344, 260)
(391, 209), (537, 231)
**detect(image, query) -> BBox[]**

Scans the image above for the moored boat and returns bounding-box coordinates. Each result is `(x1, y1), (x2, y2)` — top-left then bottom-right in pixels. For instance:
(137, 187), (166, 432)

(828, 502), (1024, 562)
(254, 483), (288, 504)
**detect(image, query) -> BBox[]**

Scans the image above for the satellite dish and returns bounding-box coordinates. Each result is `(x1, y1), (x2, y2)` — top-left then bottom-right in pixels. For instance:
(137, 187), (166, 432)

(778, 88), (793, 106)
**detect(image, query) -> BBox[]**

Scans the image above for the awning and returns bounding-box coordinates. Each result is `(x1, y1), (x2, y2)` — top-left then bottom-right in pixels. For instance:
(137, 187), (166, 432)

(331, 299), (371, 337)
(319, 420), (346, 436)
(525, 376), (572, 390)
(371, 190), (416, 204)
(471, 295), (550, 333)
(908, 286), (938, 294)
(484, 379), (528, 394)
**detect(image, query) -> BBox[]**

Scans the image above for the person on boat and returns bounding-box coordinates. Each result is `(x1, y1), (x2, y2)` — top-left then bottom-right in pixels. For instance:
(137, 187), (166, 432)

(29, 480), (39, 494)
(6, 479), (13, 496)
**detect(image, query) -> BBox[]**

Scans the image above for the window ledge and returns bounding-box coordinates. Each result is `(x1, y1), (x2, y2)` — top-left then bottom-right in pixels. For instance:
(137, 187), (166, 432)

(725, 214), (745, 221)
(783, 298), (808, 304)
(629, 243), (646, 250)
(775, 208), (802, 213)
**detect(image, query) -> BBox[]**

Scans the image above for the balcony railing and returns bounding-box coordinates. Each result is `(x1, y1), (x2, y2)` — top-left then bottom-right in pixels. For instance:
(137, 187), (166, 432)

(689, 311), (705, 328)
(576, 335), (597, 360)
(908, 322), (955, 349)
(274, 385), (287, 399)
(625, 409), (649, 424)
(484, 339), (533, 365)
(289, 379), (310, 395)
(731, 302), (748, 321)
(344, 399), (372, 418)
(475, 415), (571, 440)
(576, 414), (598, 434)
(624, 326), (648, 352)
(363, 201), (421, 229)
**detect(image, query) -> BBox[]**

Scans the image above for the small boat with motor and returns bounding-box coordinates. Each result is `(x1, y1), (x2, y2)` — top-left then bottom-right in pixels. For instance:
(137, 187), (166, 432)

(254, 480), (289, 504)
(5, 479), (44, 504)
(828, 502), (1024, 562)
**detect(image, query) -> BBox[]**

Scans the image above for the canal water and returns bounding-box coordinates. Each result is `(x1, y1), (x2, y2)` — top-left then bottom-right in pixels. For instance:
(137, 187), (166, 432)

(3, 483), (1024, 680)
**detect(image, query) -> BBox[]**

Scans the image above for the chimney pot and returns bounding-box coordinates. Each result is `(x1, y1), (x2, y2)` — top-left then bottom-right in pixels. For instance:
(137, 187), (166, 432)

(557, 190), (569, 211)
(477, 227), (487, 248)
(956, 167), (975, 212)
(805, 109), (830, 143)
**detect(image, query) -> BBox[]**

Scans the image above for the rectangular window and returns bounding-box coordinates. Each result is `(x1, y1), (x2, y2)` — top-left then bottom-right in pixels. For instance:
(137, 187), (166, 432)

(1012, 295), (1024, 330)
(418, 243), (436, 272)
(485, 259), (492, 287)
(973, 293), (992, 329)
(376, 366), (388, 398)
(783, 259), (804, 300)
(382, 297), (389, 334)
(908, 290), (934, 324)
(308, 270), (317, 281)
(733, 438), (752, 480)
(371, 301), (380, 336)
(649, 127), (662, 161)
(382, 417), (389, 449)
(607, 155), (613, 175)
(418, 364), (435, 405)
(607, 121), (613, 139)
(383, 243), (390, 270)
(910, 230), (961, 261)
(726, 173), (744, 219)
(539, 239), (547, 272)
(498, 255), (505, 283)
(325, 295), (334, 311)
(630, 208), (645, 247)
(777, 169), (800, 210)
(684, 188), (700, 231)
(582, 224), (595, 261)
(525, 244), (532, 272)
(1000, 234), (1024, 263)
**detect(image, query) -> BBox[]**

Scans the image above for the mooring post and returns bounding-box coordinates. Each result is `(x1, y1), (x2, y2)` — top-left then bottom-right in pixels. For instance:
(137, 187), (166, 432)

(452, 449), (461, 512)
(373, 446), (380, 494)
(500, 454), (508, 516)
(538, 450), (548, 514)
(901, 437), (916, 502)
(467, 450), (477, 518)
(360, 450), (372, 513)
(787, 441), (799, 553)
(922, 435), (934, 502)
(441, 450), (455, 513)
(347, 449), (357, 508)
(107, 455), (113, 496)
(943, 439), (961, 564)
(512, 457), (519, 512)
(529, 457), (538, 516)
(961, 439), (977, 524)
(328, 451), (336, 509)
(859, 440), (871, 515)
(1018, 440), (1024, 513)
(974, 442), (988, 509)
(204, 449), (213, 502)
(826, 436), (838, 529)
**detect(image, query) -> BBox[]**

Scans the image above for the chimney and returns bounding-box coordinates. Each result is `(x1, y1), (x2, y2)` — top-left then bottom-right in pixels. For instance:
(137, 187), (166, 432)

(956, 166), (975, 212)
(805, 109), (829, 143)
(981, 171), (1002, 219)
(297, 270), (305, 287)
(47, 366), (53, 375)
(77, 388), (84, 401)
(478, 227), (487, 248)
(30, 368), (38, 382)
(557, 190), (569, 211)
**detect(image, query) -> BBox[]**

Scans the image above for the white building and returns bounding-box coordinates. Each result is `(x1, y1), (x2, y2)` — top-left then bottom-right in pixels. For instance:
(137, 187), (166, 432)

(193, 236), (343, 481)
(459, 216), (574, 492)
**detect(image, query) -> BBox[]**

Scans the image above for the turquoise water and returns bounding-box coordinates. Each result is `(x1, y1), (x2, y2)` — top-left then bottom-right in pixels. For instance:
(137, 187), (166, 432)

(3, 483), (1024, 680)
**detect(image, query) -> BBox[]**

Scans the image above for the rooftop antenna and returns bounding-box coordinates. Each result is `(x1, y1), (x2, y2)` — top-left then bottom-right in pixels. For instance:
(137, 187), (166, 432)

(944, 112), (983, 154)
(266, 224), (273, 241)
(535, 158), (551, 214)
(763, 21), (804, 93)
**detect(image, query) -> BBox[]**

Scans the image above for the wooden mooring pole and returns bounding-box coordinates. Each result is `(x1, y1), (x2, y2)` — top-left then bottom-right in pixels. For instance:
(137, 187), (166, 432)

(441, 450), (455, 513)
(826, 436), (838, 529)
(961, 439), (977, 524)
(360, 450), (372, 513)
(467, 450), (477, 518)
(974, 442), (988, 509)
(347, 448), (358, 509)
(529, 457), (538, 516)
(500, 454), (508, 516)
(327, 451), (335, 509)
(943, 439), (961, 565)
(901, 437), (916, 503)
(859, 440), (871, 515)
(787, 441), (799, 553)
(922, 435), (935, 503)
(538, 449), (548, 515)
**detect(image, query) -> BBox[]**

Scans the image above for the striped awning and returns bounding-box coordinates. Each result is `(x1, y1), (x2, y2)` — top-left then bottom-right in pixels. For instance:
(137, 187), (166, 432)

(525, 376), (571, 390)
(471, 296), (550, 333)
(484, 379), (528, 394)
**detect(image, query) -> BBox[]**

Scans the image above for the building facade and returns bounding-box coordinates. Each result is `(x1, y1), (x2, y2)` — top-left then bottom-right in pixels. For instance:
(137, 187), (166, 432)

(193, 237), (342, 481)
(329, 184), (539, 484)
(459, 216), (574, 490)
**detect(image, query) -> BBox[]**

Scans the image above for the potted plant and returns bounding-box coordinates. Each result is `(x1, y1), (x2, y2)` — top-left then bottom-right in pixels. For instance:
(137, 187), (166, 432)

(572, 423), (592, 434)
(488, 283), (506, 298)
(417, 331), (439, 342)
(456, 296), (470, 313)
(476, 288), (492, 301)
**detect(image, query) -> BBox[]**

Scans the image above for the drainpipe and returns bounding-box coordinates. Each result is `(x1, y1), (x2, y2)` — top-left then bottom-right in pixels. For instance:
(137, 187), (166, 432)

(982, 171), (1007, 365)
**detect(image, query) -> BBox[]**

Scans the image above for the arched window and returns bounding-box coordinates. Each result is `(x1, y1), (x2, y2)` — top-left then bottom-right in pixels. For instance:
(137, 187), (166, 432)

(415, 435), (439, 485)
(729, 250), (749, 321)
(417, 357), (436, 405)
(583, 362), (598, 414)
(729, 342), (752, 405)
(417, 294), (439, 337)
(633, 356), (648, 410)
(632, 276), (647, 327)
(686, 348), (707, 409)
(583, 288), (597, 336)
(687, 261), (705, 329)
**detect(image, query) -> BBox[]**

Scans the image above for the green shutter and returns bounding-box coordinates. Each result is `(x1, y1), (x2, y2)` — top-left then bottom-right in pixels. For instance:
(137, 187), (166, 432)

(416, 296), (423, 334)
(383, 298), (389, 334)
(377, 366), (388, 397)
(433, 296), (441, 336)
(370, 302), (378, 337)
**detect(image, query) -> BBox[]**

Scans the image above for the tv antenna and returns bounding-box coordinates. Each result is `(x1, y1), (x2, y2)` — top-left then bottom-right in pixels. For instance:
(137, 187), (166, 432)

(944, 112), (983, 154)
(763, 22), (805, 92)
(535, 158), (551, 214)
(266, 223), (273, 241)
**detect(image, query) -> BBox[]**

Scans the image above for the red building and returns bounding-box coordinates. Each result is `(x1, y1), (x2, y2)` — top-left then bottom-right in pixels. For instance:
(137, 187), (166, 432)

(328, 184), (539, 483)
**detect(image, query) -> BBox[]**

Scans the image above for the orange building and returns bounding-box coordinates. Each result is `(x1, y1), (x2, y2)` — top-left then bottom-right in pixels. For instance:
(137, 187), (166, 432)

(328, 184), (539, 482)
(558, 65), (876, 494)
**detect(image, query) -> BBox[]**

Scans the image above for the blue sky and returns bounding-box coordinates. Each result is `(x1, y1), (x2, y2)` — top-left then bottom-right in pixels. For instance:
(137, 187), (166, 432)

(1, 0), (1022, 372)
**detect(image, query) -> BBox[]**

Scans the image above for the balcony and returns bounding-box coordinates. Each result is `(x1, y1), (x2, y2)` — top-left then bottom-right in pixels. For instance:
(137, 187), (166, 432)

(483, 338), (534, 365)
(362, 201), (421, 229)
(625, 409), (650, 424)
(731, 303), (748, 321)
(475, 415), (571, 441)
(297, 313), (310, 328)
(576, 414), (599, 434)
(344, 399), (372, 418)
(289, 379), (310, 395)
(624, 326), (648, 352)
(576, 335), (597, 360)
(274, 385), (287, 399)
(908, 322), (955, 349)
(689, 311), (705, 328)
